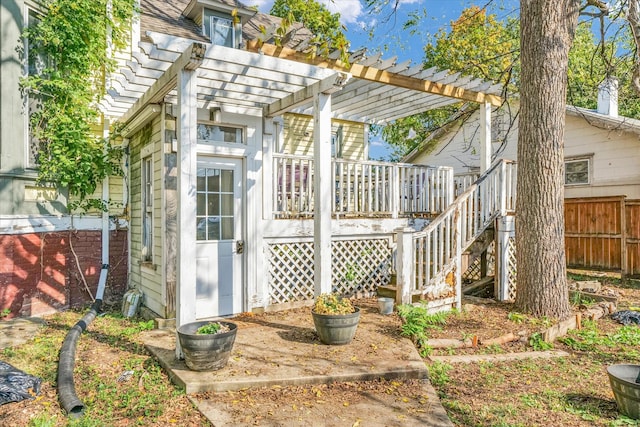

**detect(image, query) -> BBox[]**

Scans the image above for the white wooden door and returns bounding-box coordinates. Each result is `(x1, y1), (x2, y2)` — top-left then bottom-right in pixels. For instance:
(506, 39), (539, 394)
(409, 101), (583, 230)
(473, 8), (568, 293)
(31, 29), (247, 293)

(195, 157), (243, 318)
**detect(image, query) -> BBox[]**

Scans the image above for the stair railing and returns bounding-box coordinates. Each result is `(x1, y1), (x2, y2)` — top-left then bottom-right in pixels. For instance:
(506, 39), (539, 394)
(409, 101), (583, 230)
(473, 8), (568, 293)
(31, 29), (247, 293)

(395, 159), (517, 310)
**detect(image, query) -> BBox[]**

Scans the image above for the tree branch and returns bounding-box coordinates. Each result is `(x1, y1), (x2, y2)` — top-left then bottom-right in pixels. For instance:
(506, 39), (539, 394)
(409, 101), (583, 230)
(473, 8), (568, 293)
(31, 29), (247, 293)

(627, 0), (640, 95)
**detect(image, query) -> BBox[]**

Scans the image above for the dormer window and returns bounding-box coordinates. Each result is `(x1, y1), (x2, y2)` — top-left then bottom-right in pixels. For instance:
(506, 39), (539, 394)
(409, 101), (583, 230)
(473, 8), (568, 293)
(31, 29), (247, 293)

(203, 9), (238, 48)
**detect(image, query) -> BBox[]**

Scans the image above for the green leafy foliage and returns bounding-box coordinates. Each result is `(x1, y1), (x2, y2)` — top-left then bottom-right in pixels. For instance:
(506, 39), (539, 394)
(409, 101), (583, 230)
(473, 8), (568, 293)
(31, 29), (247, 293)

(380, 4), (640, 159)
(560, 319), (640, 352)
(270, 0), (349, 60)
(196, 322), (222, 334)
(528, 332), (553, 351)
(312, 293), (356, 314)
(21, 0), (136, 211)
(428, 361), (452, 388)
(507, 312), (527, 324)
(377, 5), (519, 159)
(397, 304), (453, 356)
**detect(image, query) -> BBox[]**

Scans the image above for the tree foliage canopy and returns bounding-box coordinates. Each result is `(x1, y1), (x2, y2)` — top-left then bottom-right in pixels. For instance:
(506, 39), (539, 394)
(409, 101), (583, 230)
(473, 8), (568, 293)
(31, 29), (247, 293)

(378, 3), (640, 160)
(21, 0), (136, 211)
(270, 0), (349, 56)
(374, 6), (518, 160)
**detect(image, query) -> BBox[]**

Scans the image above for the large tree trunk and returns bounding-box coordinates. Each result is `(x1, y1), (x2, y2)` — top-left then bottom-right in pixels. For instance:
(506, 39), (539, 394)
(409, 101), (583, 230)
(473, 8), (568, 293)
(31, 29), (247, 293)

(515, 0), (580, 318)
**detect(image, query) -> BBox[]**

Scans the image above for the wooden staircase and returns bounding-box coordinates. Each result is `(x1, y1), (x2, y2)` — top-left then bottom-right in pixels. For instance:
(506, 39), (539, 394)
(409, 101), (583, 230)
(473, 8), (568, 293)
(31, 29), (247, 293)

(384, 159), (517, 310)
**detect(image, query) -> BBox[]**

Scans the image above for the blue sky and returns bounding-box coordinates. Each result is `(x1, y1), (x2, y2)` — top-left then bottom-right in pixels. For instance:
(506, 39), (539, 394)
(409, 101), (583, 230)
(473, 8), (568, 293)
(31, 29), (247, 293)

(248, 0), (520, 159)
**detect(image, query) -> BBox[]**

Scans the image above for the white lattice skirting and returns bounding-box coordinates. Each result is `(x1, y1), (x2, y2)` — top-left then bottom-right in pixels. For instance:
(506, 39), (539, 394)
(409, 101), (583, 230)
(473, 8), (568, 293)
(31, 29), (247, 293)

(461, 241), (496, 282)
(506, 236), (517, 300)
(266, 237), (394, 305)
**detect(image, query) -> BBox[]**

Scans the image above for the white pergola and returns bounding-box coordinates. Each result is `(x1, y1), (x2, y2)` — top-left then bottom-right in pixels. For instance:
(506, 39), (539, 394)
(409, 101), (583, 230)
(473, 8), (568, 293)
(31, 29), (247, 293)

(107, 32), (502, 331)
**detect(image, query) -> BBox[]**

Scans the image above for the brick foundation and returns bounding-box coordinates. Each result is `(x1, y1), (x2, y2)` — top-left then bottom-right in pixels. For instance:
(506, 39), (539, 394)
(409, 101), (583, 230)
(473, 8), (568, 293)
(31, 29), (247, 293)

(0, 229), (128, 319)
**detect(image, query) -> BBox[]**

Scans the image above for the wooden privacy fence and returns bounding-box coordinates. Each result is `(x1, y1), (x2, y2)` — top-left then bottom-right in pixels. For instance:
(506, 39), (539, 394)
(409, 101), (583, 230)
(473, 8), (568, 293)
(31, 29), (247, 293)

(564, 196), (640, 277)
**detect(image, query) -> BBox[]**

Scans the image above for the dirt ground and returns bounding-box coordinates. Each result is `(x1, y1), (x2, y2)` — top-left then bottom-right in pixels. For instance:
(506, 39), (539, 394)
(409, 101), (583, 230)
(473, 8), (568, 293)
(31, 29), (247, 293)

(2, 275), (640, 426)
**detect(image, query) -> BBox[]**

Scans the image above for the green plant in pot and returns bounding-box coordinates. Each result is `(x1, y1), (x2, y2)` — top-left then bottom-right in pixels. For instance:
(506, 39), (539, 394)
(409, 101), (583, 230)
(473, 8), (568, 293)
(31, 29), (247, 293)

(177, 320), (237, 371)
(311, 293), (360, 345)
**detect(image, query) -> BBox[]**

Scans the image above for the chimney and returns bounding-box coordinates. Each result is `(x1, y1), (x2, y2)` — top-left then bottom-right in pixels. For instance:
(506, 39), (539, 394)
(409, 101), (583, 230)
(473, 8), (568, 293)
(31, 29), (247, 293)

(597, 77), (618, 117)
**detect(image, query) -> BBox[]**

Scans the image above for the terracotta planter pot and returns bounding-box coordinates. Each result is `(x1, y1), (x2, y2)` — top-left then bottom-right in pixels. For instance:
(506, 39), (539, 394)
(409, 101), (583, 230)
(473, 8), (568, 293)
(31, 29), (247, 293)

(311, 307), (360, 345)
(177, 321), (237, 371)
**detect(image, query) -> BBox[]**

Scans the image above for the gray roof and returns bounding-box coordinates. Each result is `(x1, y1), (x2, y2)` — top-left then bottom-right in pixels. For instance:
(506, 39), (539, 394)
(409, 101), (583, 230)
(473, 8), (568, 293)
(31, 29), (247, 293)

(141, 0), (208, 43)
(139, 0), (313, 48)
(566, 105), (640, 135)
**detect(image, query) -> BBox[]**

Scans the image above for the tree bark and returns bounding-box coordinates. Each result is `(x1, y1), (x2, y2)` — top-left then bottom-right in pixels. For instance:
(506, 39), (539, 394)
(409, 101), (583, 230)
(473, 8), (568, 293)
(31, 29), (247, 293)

(515, 0), (580, 318)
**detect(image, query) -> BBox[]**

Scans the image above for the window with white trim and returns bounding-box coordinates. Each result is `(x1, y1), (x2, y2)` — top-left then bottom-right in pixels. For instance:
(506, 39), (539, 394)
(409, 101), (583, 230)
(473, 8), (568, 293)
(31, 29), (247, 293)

(25, 8), (49, 167)
(565, 158), (590, 186)
(197, 123), (244, 145)
(203, 9), (238, 48)
(141, 154), (153, 261)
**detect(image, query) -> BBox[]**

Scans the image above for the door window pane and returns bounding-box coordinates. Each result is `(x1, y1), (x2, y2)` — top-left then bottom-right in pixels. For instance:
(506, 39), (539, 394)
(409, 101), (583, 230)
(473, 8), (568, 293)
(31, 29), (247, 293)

(207, 168), (220, 192)
(221, 218), (234, 240)
(207, 217), (221, 240)
(197, 194), (206, 215)
(221, 170), (233, 191)
(196, 166), (235, 241)
(208, 194), (220, 216)
(221, 194), (233, 215)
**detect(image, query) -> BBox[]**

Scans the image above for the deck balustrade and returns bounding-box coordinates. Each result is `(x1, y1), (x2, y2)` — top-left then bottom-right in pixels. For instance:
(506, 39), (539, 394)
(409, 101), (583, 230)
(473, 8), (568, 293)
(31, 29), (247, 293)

(272, 154), (454, 218)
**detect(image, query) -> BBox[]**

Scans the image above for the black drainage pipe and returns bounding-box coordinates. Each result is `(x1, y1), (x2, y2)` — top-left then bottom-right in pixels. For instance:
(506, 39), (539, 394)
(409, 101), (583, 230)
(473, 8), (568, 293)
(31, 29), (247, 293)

(57, 299), (102, 418)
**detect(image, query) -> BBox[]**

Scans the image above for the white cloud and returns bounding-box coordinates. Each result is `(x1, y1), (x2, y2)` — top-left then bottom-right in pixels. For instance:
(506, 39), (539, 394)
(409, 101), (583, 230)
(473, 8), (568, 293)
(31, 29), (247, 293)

(248, 0), (365, 25)
(247, 0), (274, 13)
(318, 0), (364, 24)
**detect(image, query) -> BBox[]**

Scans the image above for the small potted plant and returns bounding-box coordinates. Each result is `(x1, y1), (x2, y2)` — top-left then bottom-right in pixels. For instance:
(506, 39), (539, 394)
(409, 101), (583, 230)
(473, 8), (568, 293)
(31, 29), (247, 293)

(177, 320), (237, 371)
(311, 293), (360, 345)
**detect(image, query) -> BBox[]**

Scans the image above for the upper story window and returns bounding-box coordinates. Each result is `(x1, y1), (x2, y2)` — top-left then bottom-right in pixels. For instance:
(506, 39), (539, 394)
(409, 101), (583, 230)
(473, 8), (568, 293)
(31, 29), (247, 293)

(203, 9), (238, 48)
(26, 8), (49, 168)
(565, 157), (590, 186)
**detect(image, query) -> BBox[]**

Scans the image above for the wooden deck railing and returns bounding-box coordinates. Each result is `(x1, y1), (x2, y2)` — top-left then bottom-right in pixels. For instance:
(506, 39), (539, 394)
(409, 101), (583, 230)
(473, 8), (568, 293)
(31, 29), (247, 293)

(395, 159), (517, 310)
(272, 154), (454, 218)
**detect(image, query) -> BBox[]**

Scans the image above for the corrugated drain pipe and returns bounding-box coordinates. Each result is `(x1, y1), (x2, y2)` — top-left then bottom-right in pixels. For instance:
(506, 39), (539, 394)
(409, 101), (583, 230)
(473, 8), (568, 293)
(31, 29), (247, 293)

(57, 291), (104, 417)
(58, 118), (114, 417)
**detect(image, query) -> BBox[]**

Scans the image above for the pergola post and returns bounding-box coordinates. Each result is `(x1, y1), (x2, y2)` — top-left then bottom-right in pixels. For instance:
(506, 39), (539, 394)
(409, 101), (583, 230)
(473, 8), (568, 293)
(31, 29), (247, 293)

(480, 101), (492, 173)
(313, 91), (333, 296)
(175, 67), (198, 358)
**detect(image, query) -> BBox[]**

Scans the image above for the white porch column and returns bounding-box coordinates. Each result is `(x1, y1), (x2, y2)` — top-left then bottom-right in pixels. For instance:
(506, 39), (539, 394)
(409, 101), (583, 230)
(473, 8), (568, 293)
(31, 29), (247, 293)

(395, 227), (415, 305)
(495, 215), (515, 301)
(313, 91), (333, 296)
(479, 101), (492, 173)
(175, 67), (198, 357)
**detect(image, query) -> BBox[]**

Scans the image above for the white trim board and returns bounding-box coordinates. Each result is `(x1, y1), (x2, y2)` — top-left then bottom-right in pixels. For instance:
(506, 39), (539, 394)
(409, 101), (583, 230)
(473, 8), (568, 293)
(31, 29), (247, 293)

(0, 215), (129, 235)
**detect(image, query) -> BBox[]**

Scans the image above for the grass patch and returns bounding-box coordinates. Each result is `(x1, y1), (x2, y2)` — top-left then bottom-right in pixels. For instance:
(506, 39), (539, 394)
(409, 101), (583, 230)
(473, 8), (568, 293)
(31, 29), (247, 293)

(0, 310), (206, 426)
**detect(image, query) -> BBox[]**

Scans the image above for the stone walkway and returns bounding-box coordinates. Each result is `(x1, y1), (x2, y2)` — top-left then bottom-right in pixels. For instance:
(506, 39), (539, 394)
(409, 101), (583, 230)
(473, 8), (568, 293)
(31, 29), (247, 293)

(141, 301), (453, 426)
(0, 317), (46, 349)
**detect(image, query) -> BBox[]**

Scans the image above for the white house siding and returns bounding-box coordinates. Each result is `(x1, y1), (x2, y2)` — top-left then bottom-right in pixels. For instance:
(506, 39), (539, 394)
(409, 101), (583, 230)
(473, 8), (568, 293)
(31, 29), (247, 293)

(128, 115), (165, 317)
(564, 115), (640, 199)
(410, 107), (639, 199)
(283, 114), (365, 161)
(410, 111), (518, 173)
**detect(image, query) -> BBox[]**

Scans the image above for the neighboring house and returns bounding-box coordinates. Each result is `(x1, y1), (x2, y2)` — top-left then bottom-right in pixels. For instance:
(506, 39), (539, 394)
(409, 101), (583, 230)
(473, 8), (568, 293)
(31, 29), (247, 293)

(0, 0), (128, 317)
(99, 0), (506, 327)
(405, 81), (640, 277)
(404, 81), (640, 200)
